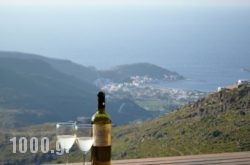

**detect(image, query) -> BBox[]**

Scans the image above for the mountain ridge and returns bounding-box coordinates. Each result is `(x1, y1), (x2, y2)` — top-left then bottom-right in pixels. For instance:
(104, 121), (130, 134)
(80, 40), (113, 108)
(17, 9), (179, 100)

(0, 51), (184, 84)
(0, 51), (185, 127)
(98, 62), (184, 83)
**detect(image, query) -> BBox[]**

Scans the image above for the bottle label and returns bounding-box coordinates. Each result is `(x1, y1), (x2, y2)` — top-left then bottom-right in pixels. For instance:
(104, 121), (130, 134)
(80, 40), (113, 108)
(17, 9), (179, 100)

(93, 124), (111, 146)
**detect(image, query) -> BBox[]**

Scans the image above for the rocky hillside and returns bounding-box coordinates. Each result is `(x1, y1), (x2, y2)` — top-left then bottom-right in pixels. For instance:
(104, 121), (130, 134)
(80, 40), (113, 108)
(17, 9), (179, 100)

(112, 83), (250, 159)
(0, 83), (248, 164)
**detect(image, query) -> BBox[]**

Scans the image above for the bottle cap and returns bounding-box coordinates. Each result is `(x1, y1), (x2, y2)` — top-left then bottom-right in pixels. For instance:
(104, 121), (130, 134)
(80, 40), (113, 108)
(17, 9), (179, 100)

(98, 91), (105, 108)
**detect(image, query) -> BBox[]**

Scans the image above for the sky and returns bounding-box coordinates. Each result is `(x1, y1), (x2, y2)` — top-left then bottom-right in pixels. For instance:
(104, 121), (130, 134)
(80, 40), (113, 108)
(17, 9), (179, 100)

(0, 0), (250, 69)
(1, 0), (250, 7)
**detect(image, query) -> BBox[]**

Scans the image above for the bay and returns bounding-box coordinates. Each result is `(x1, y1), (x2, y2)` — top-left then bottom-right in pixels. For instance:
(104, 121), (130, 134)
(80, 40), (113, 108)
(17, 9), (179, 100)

(0, 4), (249, 92)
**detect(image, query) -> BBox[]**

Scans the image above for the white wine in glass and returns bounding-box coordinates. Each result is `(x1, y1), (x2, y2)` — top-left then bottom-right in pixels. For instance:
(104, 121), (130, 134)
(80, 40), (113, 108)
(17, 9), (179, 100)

(56, 122), (76, 165)
(76, 124), (93, 165)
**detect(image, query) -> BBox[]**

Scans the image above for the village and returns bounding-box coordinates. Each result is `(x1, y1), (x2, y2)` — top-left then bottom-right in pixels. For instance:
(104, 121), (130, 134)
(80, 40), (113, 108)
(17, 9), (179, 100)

(100, 75), (206, 112)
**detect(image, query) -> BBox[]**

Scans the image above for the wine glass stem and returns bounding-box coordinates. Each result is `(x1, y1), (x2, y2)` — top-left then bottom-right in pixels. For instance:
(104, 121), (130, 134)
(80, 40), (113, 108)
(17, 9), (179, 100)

(66, 152), (69, 165)
(83, 154), (86, 165)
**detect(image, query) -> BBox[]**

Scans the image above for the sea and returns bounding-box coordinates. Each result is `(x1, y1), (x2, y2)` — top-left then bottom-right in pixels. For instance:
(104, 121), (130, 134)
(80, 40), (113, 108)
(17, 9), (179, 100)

(0, 3), (250, 92)
(160, 64), (250, 92)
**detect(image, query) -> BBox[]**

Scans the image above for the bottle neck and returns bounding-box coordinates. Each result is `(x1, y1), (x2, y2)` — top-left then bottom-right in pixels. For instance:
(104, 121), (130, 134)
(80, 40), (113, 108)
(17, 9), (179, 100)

(98, 102), (105, 112)
(97, 91), (105, 112)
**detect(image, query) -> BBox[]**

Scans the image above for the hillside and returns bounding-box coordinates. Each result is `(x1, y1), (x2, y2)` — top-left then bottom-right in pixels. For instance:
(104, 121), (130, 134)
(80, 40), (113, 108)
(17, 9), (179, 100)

(112, 83), (250, 159)
(98, 63), (183, 83)
(2, 51), (187, 126)
(0, 52), (184, 85)
(0, 51), (99, 83)
(0, 83), (249, 164)
(0, 57), (98, 127)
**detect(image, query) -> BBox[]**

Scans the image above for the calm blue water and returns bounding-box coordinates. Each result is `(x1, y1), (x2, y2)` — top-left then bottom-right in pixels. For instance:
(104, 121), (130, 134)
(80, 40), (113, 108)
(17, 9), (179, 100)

(159, 69), (250, 92)
(0, 4), (250, 92)
(161, 54), (250, 92)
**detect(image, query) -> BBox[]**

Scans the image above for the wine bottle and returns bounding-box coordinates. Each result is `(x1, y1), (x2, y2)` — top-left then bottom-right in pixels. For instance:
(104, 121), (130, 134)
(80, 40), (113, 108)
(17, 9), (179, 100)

(91, 91), (112, 165)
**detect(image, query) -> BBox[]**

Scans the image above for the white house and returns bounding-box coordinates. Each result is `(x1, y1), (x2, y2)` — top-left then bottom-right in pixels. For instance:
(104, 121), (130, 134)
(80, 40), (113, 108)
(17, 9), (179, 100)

(237, 79), (249, 86)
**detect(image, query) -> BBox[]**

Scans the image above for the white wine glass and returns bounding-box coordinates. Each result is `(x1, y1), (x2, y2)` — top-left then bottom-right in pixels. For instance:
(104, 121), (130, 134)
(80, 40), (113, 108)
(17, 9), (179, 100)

(75, 124), (93, 165)
(56, 122), (76, 165)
